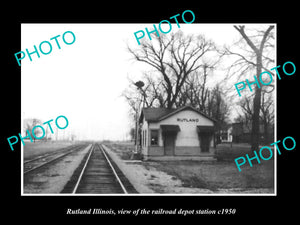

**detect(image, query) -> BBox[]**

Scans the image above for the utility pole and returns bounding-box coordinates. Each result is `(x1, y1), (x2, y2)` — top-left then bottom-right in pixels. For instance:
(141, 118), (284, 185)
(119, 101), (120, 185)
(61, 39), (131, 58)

(134, 80), (145, 154)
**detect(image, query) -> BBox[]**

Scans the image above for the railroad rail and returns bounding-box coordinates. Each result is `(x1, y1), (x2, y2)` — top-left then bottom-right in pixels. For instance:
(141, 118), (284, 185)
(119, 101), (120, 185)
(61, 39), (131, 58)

(24, 144), (88, 175)
(63, 143), (135, 194)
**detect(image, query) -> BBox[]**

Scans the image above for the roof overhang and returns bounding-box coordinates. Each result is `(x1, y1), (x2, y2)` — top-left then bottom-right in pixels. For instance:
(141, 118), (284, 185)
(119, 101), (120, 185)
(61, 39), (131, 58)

(197, 125), (215, 133)
(160, 125), (181, 133)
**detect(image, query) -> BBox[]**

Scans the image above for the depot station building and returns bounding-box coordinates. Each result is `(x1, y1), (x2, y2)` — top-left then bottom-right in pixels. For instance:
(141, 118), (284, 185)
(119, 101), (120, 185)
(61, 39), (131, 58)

(138, 105), (217, 160)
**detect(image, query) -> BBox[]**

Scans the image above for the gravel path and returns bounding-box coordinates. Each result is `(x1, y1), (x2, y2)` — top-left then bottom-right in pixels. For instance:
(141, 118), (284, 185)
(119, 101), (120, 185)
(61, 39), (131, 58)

(23, 144), (91, 194)
(103, 145), (274, 195)
(102, 145), (214, 194)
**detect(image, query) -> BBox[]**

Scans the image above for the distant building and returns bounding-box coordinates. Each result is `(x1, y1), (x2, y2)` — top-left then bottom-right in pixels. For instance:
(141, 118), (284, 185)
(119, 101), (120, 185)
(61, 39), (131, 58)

(220, 122), (274, 144)
(219, 124), (233, 143)
(138, 105), (217, 160)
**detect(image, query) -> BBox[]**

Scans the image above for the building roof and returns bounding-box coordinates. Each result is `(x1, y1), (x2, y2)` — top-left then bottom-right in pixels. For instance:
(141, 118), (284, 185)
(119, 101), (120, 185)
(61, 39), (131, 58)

(139, 105), (217, 123)
(140, 108), (175, 123)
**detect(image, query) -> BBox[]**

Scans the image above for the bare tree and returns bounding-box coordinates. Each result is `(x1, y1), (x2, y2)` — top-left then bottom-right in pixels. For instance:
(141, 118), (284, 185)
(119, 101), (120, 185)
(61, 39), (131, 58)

(221, 25), (275, 151)
(236, 89), (274, 144)
(71, 134), (76, 142)
(237, 95), (254, 132)
(260, 90), (274, 144)
(122, 73), (165, 122)
(23, 118), (42, 142)
(175, 64), (212, 111)
(208, 84), (230, 124)
(128, 31), (216, 109)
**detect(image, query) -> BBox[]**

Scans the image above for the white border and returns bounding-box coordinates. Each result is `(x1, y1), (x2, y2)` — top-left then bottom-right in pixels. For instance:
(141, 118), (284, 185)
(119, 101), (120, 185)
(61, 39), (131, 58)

(21, 23), (277, 196)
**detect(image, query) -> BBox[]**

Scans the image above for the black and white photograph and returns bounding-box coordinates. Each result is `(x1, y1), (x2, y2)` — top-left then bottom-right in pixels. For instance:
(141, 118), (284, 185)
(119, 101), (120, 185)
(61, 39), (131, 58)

(20, 23), (276, 195)
(2, 2), (299, 221)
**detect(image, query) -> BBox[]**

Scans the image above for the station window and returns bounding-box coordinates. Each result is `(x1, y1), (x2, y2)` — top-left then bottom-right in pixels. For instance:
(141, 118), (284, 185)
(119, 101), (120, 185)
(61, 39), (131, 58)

(150, 130), (159, 146)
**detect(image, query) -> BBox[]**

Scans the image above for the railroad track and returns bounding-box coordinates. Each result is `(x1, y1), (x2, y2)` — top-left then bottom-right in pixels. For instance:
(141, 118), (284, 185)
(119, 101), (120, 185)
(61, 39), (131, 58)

(24, 144), (88, 175)
(62, 143), (137, 194)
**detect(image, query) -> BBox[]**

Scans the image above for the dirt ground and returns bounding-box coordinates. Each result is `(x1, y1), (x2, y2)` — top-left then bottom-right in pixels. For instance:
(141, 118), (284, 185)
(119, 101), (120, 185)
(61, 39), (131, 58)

(104, 142), (275, 194)
(23, 144), (91, 194)
(143, 160), (274, 192)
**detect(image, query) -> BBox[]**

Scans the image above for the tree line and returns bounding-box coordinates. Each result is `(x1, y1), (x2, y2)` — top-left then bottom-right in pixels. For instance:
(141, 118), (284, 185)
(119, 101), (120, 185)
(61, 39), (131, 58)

(124, 25), (275, 151)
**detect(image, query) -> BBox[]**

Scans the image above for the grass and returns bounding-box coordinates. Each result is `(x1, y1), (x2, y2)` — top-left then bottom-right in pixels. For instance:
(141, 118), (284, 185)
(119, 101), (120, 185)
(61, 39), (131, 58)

(215, 142), (276, 161)
(104, 141), (135, 160)
(146, 160), (274, 191)
(107, 141), (275, 192)
(23, 140), (75, 159)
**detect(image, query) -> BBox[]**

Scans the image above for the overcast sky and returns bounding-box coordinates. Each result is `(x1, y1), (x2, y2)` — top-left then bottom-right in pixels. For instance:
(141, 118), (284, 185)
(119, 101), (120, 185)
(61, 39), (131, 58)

(21, 23), (274, 141)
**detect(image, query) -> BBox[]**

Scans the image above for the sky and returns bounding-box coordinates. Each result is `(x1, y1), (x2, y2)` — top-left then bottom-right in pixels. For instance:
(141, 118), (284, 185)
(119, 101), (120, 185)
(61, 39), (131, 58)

(21, 23), (275, 141)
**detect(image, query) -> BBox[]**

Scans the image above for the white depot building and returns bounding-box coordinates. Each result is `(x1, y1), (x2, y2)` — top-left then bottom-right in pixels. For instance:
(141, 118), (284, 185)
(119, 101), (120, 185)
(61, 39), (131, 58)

(139, 105), (217, 160)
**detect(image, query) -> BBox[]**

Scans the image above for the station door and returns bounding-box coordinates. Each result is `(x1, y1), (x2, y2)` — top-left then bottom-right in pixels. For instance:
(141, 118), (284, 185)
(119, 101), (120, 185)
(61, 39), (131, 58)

(164, 133), (176, 156)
